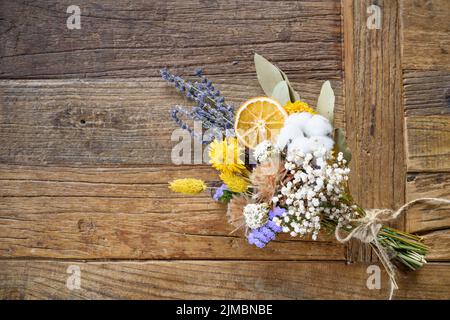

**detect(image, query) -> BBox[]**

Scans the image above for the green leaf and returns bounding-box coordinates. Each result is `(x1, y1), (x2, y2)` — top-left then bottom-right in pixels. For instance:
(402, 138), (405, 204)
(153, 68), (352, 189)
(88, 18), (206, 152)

(254, 53), (301, 102)
(334, 128), (352, 163)
(271, 81), (291, 106)
(219, 190), (234, 203)
(316, 80), (335, 125)
(254, 53), (284, 97)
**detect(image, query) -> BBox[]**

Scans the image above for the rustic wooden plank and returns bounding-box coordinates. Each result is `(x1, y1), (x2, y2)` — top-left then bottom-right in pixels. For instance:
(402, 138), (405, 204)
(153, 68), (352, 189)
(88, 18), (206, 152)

(400, 0), (450, 71)
(0, 165), (344, 260)
(0, 79), (344, 165)
(342, 0), (405, 262)
(0, 260), (448, 299)
(406, 173), (450, 233)
(0, 164), (218, 185)
(0, 0), (342, 80)
(403, 70), (450, 172)
(403, 70), (450, 117)
(421, 231), (450, 261)
(400, 0), (450, 261)
(405, 173), (450, 261)
(405, 115), (450, 172)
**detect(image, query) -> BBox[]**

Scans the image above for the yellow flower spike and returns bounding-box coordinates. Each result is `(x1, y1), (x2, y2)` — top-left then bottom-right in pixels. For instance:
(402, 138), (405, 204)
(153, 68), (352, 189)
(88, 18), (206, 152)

(219, 172), (249, 193)
(169, 178), (207, 195)
(208, 138), (247, 174)
(284, 101), (317, 115)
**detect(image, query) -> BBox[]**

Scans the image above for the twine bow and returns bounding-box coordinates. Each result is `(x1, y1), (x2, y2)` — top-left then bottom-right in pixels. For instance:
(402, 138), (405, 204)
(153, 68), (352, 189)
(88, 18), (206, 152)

(335, 197), (450, 300)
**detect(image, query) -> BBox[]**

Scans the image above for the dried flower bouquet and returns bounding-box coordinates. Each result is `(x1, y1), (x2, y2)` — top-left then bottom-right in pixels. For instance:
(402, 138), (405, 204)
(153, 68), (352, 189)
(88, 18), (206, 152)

(161, 54), (449, 297)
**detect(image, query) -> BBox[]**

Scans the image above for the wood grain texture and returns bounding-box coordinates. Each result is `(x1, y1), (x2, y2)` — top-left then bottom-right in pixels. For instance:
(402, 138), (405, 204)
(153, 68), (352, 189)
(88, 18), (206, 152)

(400, 0), (450, 71)
(403, 70), (450, 172)
(403, 70), (450, 117)
(0, 0), (342, 80)
(0, 79), (344, 165)
(0, 165), (344, 260)
(1, 260), (449, 300)
(406, 173), (450, 261)
(342, 0), (405, 262)
(401, 0), (450, 265)
(405, 115), (450, 172)
(0, 0), (448, 300)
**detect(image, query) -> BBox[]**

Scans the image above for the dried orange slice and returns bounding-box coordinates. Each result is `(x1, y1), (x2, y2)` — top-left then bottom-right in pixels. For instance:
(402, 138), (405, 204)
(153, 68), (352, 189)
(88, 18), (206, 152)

(234, 97), (288, 149)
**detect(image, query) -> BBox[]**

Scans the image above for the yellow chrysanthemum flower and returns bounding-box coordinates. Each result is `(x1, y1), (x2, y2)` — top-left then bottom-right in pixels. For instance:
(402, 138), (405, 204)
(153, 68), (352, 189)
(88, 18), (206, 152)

(208, 138), (247, 174)
(284, 101), (316, 115)
(219, 172), (248, 193)
(169, 178), (207, 195)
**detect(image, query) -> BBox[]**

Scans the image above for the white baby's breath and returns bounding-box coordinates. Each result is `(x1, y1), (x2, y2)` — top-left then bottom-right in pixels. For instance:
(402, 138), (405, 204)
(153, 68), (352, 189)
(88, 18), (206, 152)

(275, 150), (354, 240)
(243, 203), (269, 229)
(253, 140), (279, 163)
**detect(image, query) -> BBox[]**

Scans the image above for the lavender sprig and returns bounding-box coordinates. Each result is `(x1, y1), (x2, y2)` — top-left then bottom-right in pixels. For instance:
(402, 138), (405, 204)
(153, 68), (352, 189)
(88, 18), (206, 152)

(161, 68), (235, 144)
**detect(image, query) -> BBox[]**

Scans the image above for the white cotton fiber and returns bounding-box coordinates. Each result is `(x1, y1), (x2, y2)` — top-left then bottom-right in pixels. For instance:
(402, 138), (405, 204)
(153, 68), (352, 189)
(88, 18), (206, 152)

(284, 112), (313, 130)
(303, 115), (332, 137)
(276, 124), (304, 150)
(288, 137), (312, 156)
(308, 135), (334, 152)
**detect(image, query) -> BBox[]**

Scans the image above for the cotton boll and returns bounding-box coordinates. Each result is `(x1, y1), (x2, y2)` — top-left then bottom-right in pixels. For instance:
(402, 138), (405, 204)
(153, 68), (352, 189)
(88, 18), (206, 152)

(287, 137), (312, 157)
(303, 115), (332, 137)
(285, 112), (313, 130)
(308, 136), (334, 152)
(276, 124), (304, 150)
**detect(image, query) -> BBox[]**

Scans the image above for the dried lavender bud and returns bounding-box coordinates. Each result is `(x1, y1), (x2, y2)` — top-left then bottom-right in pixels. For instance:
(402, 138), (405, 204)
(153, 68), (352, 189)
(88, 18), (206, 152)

(161, 68), (236, 141)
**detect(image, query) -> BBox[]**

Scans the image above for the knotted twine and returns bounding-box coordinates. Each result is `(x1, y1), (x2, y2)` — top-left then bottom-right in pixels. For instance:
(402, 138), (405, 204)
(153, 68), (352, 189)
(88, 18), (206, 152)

(335, 197), (450, 300)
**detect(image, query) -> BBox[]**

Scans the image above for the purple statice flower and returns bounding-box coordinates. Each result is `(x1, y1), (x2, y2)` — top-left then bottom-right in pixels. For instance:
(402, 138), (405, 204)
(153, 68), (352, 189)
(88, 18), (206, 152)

(160, 68), (235, 144)
(213, 184), (228, 201)
(269, 206), (285, 220)
(247, 207), (285, 248)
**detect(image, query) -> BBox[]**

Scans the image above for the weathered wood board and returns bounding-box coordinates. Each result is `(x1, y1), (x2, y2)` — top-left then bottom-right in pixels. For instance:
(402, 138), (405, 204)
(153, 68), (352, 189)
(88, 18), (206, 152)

(0, 0), (342, 79)
(0, 79), (344, 165)
(342, 0), (405, 262)
(401, 0), (450, 275)
(1, 261), (449, 300)
(0, 165), (345, 260)
(404, 70), (450, 172)
(0, 0), (449, 299)
(400, 0), (450, 71)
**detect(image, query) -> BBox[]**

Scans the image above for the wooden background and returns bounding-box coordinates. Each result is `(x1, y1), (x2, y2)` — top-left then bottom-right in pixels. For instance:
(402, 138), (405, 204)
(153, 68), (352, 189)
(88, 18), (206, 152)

(0, 0), (449, 299)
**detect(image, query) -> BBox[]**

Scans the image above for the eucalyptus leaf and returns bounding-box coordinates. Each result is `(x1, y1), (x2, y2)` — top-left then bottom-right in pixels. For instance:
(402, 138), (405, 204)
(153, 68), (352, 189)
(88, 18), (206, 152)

(254, 53), (284, 97)
(334, 128), (352, 163)
(271, 81), (291, 105)
(279, 69), (301, 102)
(316, 80), (335, 125)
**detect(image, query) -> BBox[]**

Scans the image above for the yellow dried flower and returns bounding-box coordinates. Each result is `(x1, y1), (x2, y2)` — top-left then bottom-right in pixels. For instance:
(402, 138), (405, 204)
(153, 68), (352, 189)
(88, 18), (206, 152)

(284, 101), (316, 115)
(219, 172), (248, 193)
(208, 138), (247, 174)
(169, 178), (207, 195)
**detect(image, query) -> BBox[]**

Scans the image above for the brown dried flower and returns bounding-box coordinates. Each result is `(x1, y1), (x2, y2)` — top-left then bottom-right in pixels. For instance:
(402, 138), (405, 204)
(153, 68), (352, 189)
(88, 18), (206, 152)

(250, 159), (285, 203)
(226, 195), (248, 230)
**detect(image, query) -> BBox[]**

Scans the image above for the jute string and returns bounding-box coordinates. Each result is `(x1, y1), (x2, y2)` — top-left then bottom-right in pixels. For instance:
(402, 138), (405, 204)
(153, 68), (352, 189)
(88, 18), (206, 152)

(335, 198), (450, 300)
